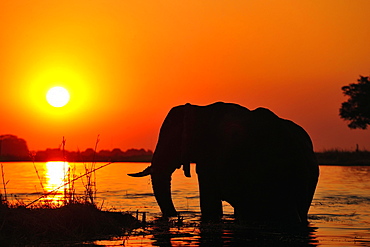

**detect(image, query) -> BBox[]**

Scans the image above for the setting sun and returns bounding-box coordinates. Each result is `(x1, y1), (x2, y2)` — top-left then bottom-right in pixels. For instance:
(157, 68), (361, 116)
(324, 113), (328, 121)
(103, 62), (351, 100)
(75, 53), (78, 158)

(46, 86), (70, 107)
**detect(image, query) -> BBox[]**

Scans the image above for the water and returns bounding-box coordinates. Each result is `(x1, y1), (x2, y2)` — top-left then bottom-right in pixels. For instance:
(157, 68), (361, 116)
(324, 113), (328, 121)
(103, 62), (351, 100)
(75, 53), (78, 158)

(1, 162), (370, 246)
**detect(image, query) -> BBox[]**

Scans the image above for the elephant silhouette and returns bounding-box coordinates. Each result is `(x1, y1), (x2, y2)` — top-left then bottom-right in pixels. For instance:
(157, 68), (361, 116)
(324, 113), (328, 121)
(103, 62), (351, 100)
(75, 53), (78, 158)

(129, 102), (319, 224)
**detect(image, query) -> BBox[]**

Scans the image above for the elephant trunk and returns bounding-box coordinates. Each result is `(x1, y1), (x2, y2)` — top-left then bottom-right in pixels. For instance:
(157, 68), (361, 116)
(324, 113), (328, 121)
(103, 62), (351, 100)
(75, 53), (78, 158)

(151, 172), (177, 217)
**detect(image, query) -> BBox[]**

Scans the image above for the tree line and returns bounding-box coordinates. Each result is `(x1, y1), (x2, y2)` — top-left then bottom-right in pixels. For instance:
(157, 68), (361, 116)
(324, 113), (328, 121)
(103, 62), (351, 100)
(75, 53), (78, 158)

(0, 135), (153, 162)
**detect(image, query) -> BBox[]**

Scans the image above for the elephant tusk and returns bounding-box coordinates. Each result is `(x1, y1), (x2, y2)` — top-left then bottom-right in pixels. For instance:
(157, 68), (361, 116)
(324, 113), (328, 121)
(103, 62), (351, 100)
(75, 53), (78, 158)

(127, 166), (152, 177)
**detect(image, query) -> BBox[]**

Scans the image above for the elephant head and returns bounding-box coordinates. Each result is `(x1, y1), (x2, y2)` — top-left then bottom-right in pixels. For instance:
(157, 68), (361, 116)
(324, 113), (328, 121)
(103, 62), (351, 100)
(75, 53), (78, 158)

(128, 103), (196, 217)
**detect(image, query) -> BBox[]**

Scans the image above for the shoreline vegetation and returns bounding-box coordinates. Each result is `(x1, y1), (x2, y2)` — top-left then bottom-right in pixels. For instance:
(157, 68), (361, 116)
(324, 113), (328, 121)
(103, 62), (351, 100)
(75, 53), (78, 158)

(315, 149), (370, 166)
(0, 203), (141, 245)
(0, 147), (153, 162)
(0, 160), (142, 245)
(2, 135), (370, 165)
(0, 134), (153, 162)
(1, 149), (370, 166)
(1, 150), (370, 166)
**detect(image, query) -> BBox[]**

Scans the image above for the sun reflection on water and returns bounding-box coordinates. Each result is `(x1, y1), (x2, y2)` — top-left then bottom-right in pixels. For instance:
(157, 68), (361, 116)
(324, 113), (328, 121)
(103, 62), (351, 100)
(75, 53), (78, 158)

(42, 161), (69, 205)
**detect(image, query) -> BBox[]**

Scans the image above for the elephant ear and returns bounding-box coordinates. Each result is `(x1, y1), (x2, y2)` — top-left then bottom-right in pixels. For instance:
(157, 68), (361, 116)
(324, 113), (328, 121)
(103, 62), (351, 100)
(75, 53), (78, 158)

(180, 103), (195, 177)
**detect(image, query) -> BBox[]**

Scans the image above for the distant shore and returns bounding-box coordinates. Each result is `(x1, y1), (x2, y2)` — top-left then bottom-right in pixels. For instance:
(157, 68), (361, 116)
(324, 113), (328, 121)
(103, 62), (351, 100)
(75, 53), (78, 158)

(2, 149), (370, 166)
(316, 149), (370, 166)
(318, 163), (370, 166)
(0, 147), (153, 162)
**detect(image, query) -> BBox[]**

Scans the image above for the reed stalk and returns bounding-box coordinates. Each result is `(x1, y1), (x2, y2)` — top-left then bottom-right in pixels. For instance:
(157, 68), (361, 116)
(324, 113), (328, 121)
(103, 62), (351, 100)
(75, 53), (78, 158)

(82, 135), (100, 205)
(32, 161), (45, 193)
(61, 136), (68, 205)
(1, 164), (8, 204)
(0, 137), (138, 245)
(26, 162), (113, 208)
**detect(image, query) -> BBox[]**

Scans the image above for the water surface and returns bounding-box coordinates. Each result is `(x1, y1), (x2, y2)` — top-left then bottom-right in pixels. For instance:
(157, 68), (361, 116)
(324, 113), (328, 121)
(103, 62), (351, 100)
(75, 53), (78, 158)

(2, 162), (370, 246)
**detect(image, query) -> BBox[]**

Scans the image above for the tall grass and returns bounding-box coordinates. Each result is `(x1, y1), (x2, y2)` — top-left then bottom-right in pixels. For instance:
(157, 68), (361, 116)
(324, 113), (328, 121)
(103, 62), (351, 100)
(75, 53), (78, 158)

(26, 161), (112, 208)
(0, 136), (140, 244)
(25, 135), (102, 207)
(82, 135), (100, 205)
(1, 164), (8, 204)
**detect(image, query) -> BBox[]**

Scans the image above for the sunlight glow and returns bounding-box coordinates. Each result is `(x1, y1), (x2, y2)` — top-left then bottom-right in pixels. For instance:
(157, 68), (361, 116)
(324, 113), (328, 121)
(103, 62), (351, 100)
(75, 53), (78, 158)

(24, 66), (92, 120)
(44, 161), (69, 203)
(46, 86), (70, 107)
(45, 161), (68, 192)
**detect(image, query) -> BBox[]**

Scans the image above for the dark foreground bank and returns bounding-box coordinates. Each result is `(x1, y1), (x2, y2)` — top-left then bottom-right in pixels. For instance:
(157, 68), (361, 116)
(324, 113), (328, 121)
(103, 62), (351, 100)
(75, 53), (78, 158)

(0, 203), (140, 245)
(0, 203), (317, 246)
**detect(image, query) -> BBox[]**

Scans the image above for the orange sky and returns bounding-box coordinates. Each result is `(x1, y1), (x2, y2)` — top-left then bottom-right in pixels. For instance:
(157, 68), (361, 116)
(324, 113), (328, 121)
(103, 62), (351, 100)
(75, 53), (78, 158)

(1, 0), (370, 152)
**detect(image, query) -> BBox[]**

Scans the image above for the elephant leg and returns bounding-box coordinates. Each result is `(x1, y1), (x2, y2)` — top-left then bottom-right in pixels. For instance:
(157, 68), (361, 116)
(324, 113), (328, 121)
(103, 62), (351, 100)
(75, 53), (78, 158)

(197, 173), (223, 222)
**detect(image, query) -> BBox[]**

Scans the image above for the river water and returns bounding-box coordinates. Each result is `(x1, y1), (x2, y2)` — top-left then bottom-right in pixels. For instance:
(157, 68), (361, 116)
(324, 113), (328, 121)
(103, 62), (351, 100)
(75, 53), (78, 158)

(1, 162), (370, 246)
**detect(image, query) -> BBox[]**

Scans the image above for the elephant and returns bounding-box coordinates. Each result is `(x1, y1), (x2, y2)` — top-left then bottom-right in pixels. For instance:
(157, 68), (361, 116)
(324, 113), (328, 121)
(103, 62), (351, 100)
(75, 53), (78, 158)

(128, 102), (319, 224)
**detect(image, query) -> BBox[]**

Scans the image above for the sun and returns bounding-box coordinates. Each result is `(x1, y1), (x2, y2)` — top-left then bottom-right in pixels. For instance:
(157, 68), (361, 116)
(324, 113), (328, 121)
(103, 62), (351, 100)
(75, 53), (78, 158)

(46, 86), (70, 107)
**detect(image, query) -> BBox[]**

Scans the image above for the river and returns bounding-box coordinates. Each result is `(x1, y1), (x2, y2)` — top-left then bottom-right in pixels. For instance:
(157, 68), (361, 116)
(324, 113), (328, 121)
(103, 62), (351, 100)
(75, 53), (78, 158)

(1, 162), (370, 246)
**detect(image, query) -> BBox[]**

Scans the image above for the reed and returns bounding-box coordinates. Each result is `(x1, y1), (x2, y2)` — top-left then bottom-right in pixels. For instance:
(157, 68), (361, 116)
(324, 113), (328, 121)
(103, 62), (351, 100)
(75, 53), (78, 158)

(0, 161), (140, 244)
(0, 202), (139, 244)
(0, 136), (141, 244)
(82, 135), (100, 205)
(0, 164), (8, 205)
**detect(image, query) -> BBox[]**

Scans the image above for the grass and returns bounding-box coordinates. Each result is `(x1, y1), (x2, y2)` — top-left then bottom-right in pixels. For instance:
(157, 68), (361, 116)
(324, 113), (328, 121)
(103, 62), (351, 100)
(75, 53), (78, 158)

(0, 161), (141, 245)
(0, 162), (141, 245)
(0, 203), (139, 245)
(0, 137), (142, 245)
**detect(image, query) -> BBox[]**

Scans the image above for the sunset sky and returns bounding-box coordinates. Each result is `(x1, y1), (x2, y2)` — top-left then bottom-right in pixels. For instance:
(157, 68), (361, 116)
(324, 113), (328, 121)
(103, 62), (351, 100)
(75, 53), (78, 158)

(1, 0), (370, 152)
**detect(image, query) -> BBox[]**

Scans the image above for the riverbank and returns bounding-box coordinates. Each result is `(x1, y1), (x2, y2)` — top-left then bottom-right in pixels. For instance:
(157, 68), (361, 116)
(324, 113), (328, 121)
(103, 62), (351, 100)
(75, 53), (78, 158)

(316, 150), (370, 166)
(0, 202), (140, 245)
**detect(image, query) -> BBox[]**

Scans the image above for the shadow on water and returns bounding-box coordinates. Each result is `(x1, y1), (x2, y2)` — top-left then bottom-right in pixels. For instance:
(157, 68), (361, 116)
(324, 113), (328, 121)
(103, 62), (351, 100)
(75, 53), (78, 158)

(196, 224), (318, 247)
(87, 211), (320, 246)
(139, 217), (319, 247)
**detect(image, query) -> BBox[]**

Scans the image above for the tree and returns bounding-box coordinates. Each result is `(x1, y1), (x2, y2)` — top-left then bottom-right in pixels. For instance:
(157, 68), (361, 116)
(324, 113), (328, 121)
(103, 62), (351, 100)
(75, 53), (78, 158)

(339, 76), (370, 129)
(0, 135), (30, 160)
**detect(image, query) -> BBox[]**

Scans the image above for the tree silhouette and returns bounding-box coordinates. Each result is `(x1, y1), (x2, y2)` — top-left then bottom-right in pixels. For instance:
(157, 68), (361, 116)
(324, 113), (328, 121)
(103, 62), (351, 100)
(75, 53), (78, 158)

(339, 75), (370, 129)
(0, 135), (30, 160)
